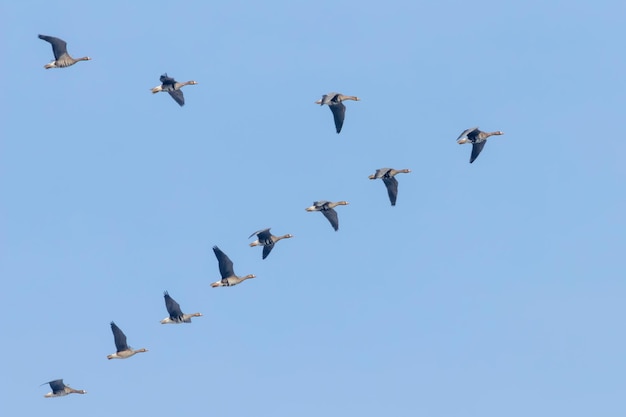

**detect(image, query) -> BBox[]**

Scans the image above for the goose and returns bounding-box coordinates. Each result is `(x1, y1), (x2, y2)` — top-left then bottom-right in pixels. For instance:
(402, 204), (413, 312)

(161, 291), (202, 324)
(38, 35), (91, 69)
(456, 127), (504, 163)
(315, 92), (360, 133)
(151, 73), (198, 106)
(107, 322), (148, 359)
(42, 379), (86, 398)
(211, 246), (256, 287)
(368, 168), (411, 206)
(249, 228), (293, 259)
(305, 200), (349, 231)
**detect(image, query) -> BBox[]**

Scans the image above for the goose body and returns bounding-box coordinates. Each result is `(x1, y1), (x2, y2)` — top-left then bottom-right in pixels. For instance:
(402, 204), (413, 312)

(161, 291), (202, 324)
(38, 35), (91, 69)
(42, 379), (86, 398)
(151, 73), (198, 106)
(107, 322), (148, 359)
(315, 92), (360, 133)
(305, 200), (349, 231)
(249, 228), (293, 259)
(456, 127), (504, 163)
(211, 246), (256, 287)
(368, 168), (411, 206)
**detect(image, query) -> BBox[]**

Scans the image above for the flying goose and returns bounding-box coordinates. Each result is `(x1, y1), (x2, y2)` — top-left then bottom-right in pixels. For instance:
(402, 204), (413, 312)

(368, 168), (411, 206)
(315, 92), (360, 133)
(151, 73), (198, 106)
(38, 35), (91, 69)
(161, 291), (202, 324)
(211, 246), (256, 287)
(107, 322), (148, 359)
(42, 379), (86, 398)
(249, 228), (293, 259)
(305, 200), (349, 231)
(456, 127), (504, 163)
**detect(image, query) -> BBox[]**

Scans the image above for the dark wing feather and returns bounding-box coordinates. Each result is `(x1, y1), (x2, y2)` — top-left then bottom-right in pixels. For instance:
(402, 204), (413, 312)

(457, 127), (479, 141)
(48, 379), (65, 393)
(249, 228), (271, 239)
(160, 74), (176, 85)
(110, 322), (129, 352)
(329, 102), (346, 133)
(374, 168), (392, 179)
(257, 229), (273, 245)
(382, 176), (399, 206)
(168, 89), (185, 106)
(321, 208), (339, 231)
(164, 291), (184, 319)
(470, 141), (487, 163)
(213, 246), (235, 278)
(262, 243), (274, 259)
(38, 35), (68, 60)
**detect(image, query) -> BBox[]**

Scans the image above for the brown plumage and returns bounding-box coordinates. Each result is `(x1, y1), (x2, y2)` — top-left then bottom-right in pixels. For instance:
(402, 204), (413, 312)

(42, 379), (86, 398)
(161, 291), (202, 324)
(368, 168), (411, 206)
(249, 228), (293, 259)
(106, 322), (148, 360)
(305, 200), (349, 231)
(151, 73), (198, 106)
(315, 92), (360, 133)
(38, 35), (91, 69)
(456, 127), (504, 163)
(211, 246), (256, 287)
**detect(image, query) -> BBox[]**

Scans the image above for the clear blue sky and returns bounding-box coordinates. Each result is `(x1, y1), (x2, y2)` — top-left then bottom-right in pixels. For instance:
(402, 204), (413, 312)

(2, 1), (625, 416)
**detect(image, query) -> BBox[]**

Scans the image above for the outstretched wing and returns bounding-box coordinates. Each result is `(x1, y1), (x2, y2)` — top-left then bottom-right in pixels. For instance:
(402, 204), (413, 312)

(457, 127), (479, 141)
(213, 246), (235, 278)
(164, 291), (184, 319)
(249, 228), (271, 239)
(470, 141), (487, 163)
(38, 35), (68, 60)
(110, 322), (129, 352)
(382, 176), (399, 206)
(372, 168), (391, 179)
(329, 102), (346, 133)
(262, 243), (275, 259)
(48, 379), (65, 393)
(168, 89), (185, 106)
(159, 74), (176, 85)
(321, 208), (339, 231)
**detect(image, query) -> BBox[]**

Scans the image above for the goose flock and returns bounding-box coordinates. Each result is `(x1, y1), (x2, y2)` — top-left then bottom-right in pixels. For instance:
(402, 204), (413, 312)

(37, 33), (507, 397)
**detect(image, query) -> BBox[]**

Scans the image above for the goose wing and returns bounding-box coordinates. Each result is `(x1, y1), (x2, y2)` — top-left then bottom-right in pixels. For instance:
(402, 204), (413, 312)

(470, 141), (487, 163)
(262, 244), (275, 259)
(321, 207), (339, 231)
(457, 127), (479, 141)
(48, 379), (65, 393)
(159, 74), (176, 85)
(213, 246), (235, 279)
(382, 176), (399, 206)
(313, 200), (329, 209)
(249, 228), (271, 239)
(110, 322), (129, 352)
(38, 35), (68, 60)
(163, 291), (184, 320)
(167, 89), (185, 106)
(329, 102), (346, 133)
(373, 168), (392, 179)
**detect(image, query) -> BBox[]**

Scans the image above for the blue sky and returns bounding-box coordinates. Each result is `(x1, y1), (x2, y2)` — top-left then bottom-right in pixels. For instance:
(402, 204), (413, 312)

(2, 1), (625, 416)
